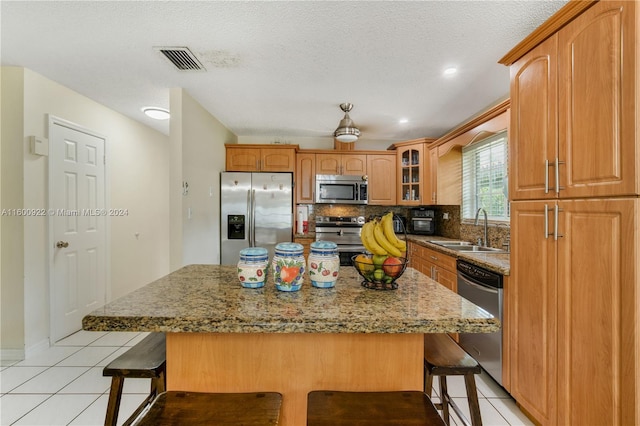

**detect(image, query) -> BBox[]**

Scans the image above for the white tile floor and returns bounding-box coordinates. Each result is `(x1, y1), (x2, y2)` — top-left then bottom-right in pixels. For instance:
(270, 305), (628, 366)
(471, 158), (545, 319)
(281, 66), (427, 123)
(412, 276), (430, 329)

(1, 330), (534, 426)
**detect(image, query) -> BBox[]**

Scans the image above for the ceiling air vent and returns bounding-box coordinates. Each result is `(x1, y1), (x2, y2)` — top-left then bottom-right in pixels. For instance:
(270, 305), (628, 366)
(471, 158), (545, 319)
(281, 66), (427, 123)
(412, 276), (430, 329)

(155, 47), (205, 71)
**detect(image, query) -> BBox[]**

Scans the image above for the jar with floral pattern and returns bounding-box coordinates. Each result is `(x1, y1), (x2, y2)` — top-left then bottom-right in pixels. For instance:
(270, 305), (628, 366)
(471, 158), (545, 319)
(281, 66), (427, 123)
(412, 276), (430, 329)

(308, 241), (339, 288)
(237, 247), (269, 288)
(272, 242), (305, 291)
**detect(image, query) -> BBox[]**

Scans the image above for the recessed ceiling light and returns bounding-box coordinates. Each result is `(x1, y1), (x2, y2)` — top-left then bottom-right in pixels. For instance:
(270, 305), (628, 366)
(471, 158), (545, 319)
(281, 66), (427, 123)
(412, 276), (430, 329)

(142, 107), (170, 120)
(443, 67), (458, 76)
(399, 118), (409, 124)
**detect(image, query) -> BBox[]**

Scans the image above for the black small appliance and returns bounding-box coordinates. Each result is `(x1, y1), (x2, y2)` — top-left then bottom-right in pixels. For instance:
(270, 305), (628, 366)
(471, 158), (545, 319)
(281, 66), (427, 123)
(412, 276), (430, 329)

(409, 208), (435, 235)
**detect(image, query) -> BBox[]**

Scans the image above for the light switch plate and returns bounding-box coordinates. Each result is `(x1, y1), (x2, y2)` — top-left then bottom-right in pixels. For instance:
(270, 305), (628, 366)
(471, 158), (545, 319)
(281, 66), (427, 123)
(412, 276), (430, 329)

(29, 136), (49, 156)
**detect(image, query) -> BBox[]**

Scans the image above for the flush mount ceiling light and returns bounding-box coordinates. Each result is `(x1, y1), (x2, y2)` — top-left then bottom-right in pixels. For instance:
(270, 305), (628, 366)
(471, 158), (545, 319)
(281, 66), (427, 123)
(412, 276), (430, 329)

(443, 67), (458, 76)
(333, 103), (361, 143)
(142, 107), (170, 120)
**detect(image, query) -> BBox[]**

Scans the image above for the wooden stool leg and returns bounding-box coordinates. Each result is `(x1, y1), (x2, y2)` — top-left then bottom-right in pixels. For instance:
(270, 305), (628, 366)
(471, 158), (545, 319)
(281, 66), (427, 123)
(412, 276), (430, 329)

(155, 370), (166, 394)
(439, 376), (451, 426)
(104, 376), (124, 426)
(424, 367), (434, 396)
(464, 373), (483, 426)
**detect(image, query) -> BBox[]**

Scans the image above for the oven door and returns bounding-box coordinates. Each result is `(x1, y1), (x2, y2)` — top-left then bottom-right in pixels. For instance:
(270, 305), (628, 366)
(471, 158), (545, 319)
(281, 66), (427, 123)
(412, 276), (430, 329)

(336, 246), (367, 266)
(410, 218), (434, 235)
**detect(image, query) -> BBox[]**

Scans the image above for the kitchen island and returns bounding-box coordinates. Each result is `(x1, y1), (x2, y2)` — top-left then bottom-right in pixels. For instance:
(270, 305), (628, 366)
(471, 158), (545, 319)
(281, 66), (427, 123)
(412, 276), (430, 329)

(84, 264), (499, 425)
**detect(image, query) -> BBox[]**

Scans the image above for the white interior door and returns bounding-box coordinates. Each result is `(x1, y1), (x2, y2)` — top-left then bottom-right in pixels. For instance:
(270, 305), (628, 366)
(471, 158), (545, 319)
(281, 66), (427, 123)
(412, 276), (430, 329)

(49, 119), (106, 342)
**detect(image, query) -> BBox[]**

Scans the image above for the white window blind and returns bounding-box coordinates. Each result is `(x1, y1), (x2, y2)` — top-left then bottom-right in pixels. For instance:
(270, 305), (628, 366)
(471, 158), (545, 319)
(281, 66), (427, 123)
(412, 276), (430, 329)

(461, 131), (509, 221)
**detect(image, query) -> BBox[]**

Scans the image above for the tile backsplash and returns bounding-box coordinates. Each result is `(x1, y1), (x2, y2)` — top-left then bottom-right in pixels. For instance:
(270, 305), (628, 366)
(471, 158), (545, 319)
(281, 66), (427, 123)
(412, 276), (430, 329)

(298, 203), (510, 251)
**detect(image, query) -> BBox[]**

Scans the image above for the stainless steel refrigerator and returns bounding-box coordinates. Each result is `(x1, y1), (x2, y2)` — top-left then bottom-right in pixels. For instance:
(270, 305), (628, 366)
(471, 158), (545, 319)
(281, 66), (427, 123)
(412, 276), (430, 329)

(220, 172), (293, 265)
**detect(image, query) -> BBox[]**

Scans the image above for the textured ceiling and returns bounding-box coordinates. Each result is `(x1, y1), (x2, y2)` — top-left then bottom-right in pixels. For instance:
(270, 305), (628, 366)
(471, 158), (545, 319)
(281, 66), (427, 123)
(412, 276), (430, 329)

(1, 1), (568, 144)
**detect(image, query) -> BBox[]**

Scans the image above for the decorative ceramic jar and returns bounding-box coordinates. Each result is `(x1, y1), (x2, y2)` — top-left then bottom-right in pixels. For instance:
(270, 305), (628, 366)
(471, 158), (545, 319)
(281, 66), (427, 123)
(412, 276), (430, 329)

(237, 247), (269, 288)
(308, 241), (339, 288)
(272, 242), (305, 291)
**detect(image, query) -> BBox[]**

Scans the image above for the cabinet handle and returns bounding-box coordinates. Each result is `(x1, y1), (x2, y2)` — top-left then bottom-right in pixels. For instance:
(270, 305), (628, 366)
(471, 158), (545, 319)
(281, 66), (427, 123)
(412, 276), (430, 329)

(545, 159), (550, 193)
(554, 204), (564, 240)
(544, 204), (549, 239)
(555, 157), (565, 194)
(430, 255), (438, 261)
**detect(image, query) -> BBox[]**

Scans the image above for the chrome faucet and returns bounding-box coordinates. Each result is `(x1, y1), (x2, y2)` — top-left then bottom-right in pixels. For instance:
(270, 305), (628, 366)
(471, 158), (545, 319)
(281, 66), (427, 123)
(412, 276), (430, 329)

(474, 208), (488, 247)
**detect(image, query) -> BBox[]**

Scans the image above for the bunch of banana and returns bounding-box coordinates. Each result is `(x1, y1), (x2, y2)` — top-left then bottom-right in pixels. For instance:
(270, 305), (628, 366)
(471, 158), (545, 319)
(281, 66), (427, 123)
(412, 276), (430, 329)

(380, 212), (407, 253)
(360, 219), (387, 256)
(360, 213), (407, 257)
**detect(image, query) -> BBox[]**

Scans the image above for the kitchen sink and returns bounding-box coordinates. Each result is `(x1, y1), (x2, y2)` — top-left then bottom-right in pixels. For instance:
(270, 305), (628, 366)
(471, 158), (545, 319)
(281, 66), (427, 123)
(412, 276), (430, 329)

(428, 240), (506, 253)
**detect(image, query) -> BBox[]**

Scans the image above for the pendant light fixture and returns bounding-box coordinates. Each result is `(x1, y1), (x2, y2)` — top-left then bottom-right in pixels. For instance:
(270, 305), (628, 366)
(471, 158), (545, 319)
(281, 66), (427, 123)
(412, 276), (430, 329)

(334, 103), (361, 143)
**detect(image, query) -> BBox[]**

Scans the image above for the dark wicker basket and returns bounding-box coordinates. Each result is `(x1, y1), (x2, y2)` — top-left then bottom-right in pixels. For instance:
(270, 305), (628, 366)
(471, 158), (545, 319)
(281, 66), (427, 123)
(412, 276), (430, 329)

(351, 254), (408, 290)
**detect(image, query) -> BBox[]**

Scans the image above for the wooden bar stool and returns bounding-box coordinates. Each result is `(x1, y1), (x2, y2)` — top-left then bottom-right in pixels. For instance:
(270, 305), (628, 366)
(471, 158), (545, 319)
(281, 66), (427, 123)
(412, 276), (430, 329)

(424, 333), (483, 426)
(102, 333), (166, 426)
(307, 391), (446, 425)
(127, 391), (283, 425)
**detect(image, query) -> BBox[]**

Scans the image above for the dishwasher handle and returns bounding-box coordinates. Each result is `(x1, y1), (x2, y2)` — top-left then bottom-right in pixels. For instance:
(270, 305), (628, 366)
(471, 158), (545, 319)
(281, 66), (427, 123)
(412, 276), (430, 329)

(458, 272), (500, 294)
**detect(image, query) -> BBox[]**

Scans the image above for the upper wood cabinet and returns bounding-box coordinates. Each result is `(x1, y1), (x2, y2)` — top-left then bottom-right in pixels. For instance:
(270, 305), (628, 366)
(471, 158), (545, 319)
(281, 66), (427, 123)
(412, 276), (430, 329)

(295, 153), (315, 204)
(395, 142), (424, 205)
(225, 144), (296, 172)
(366, 153), (397, 205)
(315, 153), (367, 176)
(510, 0), (638, 200)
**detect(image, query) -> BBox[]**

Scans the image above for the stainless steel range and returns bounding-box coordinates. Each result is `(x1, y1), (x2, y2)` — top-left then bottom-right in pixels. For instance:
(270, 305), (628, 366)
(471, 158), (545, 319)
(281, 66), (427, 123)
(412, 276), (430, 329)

(315, 215), (366, 266)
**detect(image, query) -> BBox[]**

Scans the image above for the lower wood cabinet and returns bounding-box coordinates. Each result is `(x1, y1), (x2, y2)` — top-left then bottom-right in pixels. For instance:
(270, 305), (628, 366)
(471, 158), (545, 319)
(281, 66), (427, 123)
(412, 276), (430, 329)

(294, 237), (314, 258)
(409, 242), (456, 292)
(409, 242), (458, 342)
(509, 198), (639, 425)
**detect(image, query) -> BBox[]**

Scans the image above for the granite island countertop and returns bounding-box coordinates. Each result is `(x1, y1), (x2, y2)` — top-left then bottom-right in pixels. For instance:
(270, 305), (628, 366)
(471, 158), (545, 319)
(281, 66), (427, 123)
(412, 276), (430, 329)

(83, 264), (500, 334)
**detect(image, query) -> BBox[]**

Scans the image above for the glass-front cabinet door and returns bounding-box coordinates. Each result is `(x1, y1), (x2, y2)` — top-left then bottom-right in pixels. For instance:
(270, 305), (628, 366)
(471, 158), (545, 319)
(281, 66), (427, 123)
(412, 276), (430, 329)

(396, 143), (424, 205)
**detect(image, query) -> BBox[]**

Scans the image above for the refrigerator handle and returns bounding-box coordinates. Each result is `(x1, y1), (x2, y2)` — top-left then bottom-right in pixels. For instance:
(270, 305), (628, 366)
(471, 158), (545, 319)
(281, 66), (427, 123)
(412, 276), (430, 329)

(247, 189), (253, 246)
(251, 189), (257, 246)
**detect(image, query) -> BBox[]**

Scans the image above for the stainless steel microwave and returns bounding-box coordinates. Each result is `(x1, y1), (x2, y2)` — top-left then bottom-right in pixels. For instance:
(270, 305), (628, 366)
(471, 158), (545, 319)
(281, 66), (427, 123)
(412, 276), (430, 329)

(315, 175), (368, 204)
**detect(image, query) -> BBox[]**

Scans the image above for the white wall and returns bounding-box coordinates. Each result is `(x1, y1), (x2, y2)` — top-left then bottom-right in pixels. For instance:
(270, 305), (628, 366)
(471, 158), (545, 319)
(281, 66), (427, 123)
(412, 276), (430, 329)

(1, 67), (26, 358)
(170, 89), (237, 268)
(1, 67), (171, 358)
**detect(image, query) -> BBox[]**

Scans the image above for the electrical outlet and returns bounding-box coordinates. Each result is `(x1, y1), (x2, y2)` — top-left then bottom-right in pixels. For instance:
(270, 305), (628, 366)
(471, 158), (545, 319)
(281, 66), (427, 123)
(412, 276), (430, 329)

(443, 212), (449, 220)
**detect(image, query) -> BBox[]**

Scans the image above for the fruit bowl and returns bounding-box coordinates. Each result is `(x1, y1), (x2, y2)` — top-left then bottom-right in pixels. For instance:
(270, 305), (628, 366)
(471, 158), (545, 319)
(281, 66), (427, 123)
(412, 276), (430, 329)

(351, 254), (408, 290)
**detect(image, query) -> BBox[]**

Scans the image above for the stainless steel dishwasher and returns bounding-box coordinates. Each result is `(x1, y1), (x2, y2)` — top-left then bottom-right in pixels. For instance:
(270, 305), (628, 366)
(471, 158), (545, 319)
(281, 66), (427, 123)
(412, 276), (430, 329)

(456, 259), (504, 386)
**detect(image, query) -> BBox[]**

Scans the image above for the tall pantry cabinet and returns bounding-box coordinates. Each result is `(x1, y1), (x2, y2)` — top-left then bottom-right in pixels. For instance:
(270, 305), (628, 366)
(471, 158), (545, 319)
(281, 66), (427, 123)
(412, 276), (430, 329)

(503, 1), (639, 425)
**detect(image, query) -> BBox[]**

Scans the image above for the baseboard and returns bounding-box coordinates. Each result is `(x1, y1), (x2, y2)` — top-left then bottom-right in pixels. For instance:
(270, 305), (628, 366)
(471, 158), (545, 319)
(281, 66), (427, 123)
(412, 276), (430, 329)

(1, 348), (25, 363)
(25, 338), (51, 359)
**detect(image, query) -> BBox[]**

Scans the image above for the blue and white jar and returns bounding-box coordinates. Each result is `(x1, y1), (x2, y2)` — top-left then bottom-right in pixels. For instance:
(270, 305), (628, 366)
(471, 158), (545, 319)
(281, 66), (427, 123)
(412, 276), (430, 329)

(237, 247), (269, 288)
(272, 242), (305, 291)
(308, 241), (339, 288)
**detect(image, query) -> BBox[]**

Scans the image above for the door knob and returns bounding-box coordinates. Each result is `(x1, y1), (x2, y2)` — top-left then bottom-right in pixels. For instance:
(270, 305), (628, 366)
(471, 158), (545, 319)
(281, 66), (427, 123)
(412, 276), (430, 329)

(56, 241), (69, 248)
